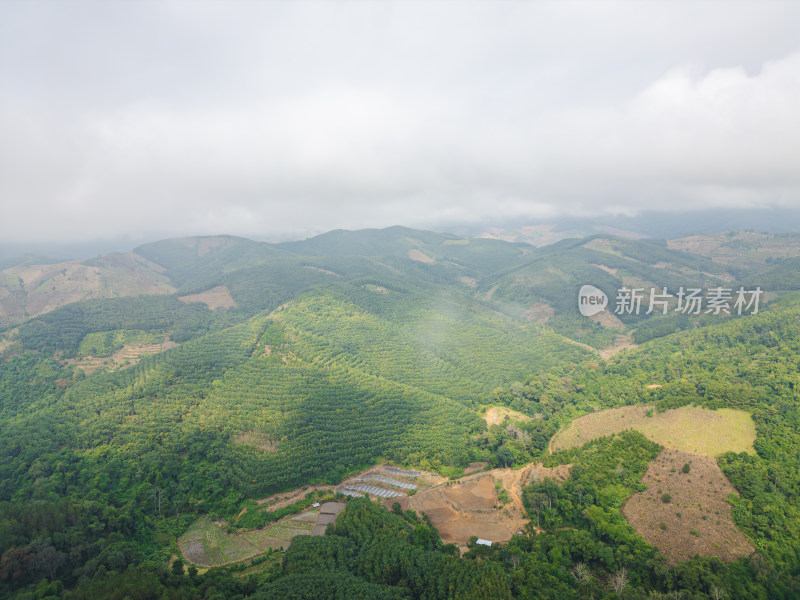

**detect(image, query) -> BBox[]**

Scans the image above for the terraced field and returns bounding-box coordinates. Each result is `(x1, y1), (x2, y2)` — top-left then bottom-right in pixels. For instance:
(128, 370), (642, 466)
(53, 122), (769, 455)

(178, 513), (316, 567)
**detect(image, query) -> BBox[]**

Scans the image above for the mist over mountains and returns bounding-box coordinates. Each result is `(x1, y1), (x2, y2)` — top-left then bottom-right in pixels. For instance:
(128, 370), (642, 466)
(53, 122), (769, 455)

(3, 206), (800, 263)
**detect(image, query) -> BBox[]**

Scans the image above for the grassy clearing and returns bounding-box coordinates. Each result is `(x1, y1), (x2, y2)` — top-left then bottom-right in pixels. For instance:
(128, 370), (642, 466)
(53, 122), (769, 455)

(636, 407), (755, 456)
(551, 405), (755, 457)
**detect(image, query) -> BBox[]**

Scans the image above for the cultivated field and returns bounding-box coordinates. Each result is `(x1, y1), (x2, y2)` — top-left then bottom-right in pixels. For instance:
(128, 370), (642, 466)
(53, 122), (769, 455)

(66, 338), (178, 374)
(622, 448), (754, 563)
(178, 513), (315, 567)
(551, 405), (756, 456)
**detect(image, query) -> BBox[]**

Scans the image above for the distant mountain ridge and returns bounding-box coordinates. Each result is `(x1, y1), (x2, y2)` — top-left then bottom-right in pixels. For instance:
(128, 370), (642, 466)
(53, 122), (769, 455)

(2, 226), (799, 350)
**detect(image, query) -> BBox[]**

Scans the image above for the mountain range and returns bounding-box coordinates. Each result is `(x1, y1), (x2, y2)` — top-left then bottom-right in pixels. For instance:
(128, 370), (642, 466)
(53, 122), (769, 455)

(1, 224), (799, 599)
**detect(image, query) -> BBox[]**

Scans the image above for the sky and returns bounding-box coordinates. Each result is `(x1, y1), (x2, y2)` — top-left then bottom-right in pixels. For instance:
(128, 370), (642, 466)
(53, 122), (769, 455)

(1, 0), (799, 245)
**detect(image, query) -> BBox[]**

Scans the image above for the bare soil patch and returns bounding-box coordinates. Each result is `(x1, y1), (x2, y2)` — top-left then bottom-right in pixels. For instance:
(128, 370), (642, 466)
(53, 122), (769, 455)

(521, 302), (555, 323)
(622, 448), (754, 563)
(256, 485), (333, 509)
(591, 264), (618, 275)
(458, 276), (478, 288)
(589, 311), (626, 332)
(179, 285), (237, 310)
(483, 406), (533, 427)
(482, 284), (499, 302)
(0, 254), (175, 325)
(582, 238), (624, 256)
(408, 249), (435, 264)
(389, 463), (570, 545)
(463, 462), (488, 476)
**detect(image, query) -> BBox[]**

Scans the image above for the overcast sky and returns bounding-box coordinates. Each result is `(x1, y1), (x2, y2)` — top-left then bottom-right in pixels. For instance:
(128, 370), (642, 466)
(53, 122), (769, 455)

(1, 1), (799, 244)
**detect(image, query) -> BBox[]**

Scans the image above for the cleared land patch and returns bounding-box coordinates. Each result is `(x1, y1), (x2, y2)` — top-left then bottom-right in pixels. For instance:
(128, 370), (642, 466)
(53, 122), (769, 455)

(521, 302), (555, 323)
(408, 249), (435, 264)
(483, 406), (532, 427)
(178, 513), (315, 567)
(178, 285), (237, 310)
(622, 448), (754, 563)
(551, 405), (756, 457)
(0, 254), (175, 326)
(66, 335), (178, 374)
(363, 284), (389, 294)
(458, 276), (478, 288)
(390, 463), (570, 546)
(303, 265), (342, 277)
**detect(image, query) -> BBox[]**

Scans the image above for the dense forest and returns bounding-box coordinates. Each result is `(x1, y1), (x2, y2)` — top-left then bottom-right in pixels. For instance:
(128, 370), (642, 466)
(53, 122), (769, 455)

(1, 228), (799, 598)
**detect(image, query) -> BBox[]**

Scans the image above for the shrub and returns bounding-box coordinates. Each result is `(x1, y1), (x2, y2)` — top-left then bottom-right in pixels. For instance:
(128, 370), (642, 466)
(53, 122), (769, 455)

(661, 493), (672, 503)
(682, 463), (691, 474)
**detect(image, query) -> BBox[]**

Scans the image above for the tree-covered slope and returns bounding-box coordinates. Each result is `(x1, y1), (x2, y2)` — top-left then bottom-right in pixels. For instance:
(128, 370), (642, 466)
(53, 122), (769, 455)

(495, 293), (800, 576)
(2, 228), (800, 599)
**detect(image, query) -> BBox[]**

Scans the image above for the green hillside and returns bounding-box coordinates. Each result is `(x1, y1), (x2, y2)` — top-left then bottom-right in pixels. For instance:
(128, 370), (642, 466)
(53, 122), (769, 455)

(2, 227), (800, 599)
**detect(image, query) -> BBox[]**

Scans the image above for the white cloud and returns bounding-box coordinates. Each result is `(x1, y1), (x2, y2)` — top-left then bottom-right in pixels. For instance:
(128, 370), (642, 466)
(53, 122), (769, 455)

(0, 1), (799, 243)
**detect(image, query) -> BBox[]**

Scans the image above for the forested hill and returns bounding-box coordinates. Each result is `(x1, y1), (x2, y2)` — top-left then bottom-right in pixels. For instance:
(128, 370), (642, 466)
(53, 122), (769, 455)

(1, 226), (800, 598)
(4, 227), (799, 345)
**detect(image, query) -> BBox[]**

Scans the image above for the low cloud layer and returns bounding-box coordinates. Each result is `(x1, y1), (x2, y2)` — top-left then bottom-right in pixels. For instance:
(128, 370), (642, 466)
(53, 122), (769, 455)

(1, 1), (799, 243)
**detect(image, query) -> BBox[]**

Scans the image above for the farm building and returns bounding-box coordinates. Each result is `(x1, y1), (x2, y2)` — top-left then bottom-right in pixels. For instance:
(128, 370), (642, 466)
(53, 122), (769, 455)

(475, 539), (493, 547)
